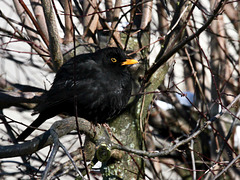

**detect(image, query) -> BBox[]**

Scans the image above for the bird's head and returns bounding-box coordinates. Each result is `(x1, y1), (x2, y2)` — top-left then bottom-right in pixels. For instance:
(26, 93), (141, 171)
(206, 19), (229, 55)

(97, 47), (138, 68)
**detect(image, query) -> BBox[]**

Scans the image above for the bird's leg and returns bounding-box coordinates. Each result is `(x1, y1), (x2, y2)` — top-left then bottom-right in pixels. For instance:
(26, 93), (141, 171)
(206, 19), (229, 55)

(90, 121), (98, 136)
(103, 123), (112, 136)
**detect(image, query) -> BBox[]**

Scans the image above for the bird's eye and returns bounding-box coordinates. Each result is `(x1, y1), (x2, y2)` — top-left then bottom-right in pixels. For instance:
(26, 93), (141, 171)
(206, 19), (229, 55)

(111, 58), (117, 63)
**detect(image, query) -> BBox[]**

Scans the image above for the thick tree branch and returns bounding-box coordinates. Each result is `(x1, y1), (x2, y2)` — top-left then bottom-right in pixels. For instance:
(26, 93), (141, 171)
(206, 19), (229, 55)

(41, 0), (64, 71)
(0, 117), (95, 158)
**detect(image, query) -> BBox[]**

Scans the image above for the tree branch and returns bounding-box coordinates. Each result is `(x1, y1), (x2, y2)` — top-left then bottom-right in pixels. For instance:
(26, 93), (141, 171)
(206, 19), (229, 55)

(30, 0), (49, 40)
(41, 0), (64, 71)
(18, 0), (49, 47)
(0, 117), (95, 158)
(112, 93), (240, 158)
(0, 91), (40, 109)
(144, 0), (226, 83)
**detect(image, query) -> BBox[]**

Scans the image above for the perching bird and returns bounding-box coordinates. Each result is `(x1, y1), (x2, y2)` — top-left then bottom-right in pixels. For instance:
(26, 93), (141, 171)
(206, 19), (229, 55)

(17, 47), (138, 141)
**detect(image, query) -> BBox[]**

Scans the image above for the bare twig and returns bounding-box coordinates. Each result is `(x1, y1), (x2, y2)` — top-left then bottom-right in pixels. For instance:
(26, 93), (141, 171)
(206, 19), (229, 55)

(112, 94), (240, 158)
(85, 0), (124, 48)
(82, 0), (99, 43)
(144, 0), (226, 83)
(0, 10), (51, 67)
(18, 0), (49, 47)
(212, 153), (240, 180)
(41, 130), (85, 179)
(190, 140), (196, 180)
(58, 141), (84, 178)
(42, 129), (60, 180)
(108, 0), (122, 46)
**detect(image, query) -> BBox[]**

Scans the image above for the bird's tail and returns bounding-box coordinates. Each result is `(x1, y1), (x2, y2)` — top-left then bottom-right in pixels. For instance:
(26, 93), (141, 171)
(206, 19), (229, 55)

(17, 114), (47, 141)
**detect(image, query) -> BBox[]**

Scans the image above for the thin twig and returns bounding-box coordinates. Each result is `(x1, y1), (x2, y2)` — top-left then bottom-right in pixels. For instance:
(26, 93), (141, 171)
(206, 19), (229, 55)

(112, 94), (240, 158)
(58, 141), (84, 179)
(144, 0), (226, 83)
(19, 0), (49, 47)
(212, 153), (240, 180)
(190, 139), (196, 180)
(42, 129), (60, 180)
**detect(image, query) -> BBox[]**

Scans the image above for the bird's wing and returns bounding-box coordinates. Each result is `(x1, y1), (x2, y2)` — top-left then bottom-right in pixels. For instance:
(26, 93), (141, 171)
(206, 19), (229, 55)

(34, 56), (107, 114)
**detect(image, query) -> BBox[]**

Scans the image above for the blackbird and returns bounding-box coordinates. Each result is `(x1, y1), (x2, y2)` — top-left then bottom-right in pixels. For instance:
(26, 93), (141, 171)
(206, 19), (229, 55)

(17, 47), (138, 141)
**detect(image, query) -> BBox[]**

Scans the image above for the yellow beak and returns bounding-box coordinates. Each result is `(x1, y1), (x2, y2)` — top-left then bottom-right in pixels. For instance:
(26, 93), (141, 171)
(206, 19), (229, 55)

(121, 59), (139, 66)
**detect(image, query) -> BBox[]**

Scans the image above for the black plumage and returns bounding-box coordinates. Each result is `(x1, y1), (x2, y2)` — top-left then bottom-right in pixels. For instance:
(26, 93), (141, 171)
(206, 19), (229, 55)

(17, 47), (138, 141)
